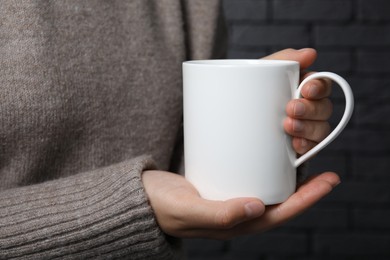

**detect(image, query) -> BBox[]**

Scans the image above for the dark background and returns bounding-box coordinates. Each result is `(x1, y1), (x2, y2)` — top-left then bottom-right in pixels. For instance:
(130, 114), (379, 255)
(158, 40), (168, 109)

(184, 0), (390, 259)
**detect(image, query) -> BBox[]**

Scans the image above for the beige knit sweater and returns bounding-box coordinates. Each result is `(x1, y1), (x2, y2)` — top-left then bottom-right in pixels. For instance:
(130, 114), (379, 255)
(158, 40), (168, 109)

(0, 1), (225, 259)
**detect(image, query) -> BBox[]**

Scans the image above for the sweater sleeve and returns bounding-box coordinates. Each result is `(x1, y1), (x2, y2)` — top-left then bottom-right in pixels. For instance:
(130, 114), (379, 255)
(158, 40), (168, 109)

(0, 156), (175, 259)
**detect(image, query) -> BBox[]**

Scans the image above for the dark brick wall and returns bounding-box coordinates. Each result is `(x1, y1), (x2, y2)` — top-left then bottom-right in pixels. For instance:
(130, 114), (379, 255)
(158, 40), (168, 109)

(185, 0), (390, 259)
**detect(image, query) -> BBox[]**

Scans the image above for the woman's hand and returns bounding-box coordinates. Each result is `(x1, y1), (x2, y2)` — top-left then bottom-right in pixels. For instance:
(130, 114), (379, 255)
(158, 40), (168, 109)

(263, 48), (333, 155)
(142, 170), (339, 239)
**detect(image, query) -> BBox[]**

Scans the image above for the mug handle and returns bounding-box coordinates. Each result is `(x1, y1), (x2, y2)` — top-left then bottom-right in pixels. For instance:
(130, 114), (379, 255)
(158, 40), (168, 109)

(293, 72), (354, 167)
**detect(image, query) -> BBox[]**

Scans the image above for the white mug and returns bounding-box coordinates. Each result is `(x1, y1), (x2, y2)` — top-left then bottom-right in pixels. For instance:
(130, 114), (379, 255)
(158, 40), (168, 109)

(183, 60), (354, 205)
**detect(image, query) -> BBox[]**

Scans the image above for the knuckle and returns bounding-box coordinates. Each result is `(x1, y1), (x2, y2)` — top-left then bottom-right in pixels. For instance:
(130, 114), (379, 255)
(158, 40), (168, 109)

(311, 101), (321, 117)
(323, 122), (331, 136)
(324, 98), (333, 118)
(315, 122), (331, 142)
(215, 208), (236, 229)
(322, 78), (333, 89)
(308, 122), (317, 138)
(310, 99), (333, 120)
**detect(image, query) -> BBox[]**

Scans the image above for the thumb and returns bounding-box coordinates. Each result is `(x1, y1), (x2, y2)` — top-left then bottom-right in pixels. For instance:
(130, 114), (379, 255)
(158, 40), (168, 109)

(262, 48), (317, 70)
(189, 197), (265, 230)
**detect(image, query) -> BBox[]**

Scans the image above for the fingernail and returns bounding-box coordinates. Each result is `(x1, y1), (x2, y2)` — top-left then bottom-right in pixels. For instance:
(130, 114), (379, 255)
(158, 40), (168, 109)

(244, 201), (264, 218)
(294, 101), (306, 116)
(333, 180), (341, 188)
(293, 119), (304, 132)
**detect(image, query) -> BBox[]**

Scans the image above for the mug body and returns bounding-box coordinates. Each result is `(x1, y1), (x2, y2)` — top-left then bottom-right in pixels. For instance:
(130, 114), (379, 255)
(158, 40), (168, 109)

(183, 60), (299, 205)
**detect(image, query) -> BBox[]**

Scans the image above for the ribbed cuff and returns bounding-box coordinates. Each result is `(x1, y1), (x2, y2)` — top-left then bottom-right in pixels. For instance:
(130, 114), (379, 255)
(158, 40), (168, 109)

(0, 156), (174, 259)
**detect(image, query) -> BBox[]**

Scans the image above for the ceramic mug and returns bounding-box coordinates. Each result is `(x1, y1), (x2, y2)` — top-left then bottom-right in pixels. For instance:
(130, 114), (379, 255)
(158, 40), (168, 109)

(183, 60), (354, 205)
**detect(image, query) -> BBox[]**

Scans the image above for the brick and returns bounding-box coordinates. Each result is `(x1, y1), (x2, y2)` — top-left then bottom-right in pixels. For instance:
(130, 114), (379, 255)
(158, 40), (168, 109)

(349, 129), (390, 152)
(273, 0), (352, 21)
(357, 51), (390, 73)
(315, 25), (390, 46)
(223, 0), (267, 21)
(354, 208), (390, 228)
(314, 232), (390, 255)
(352, 155), (390, 181)
(323, 181), (390, 204)
(324, 129), (390, 153)
(231, 25), (309, 47)
(355, 98), (390, 127)
(347, 77), (390, 98)
(231, 233), (307, 255)
(305, 154), (348, 178)
(311, 51), (352, 73)
(285, 207), (348, 229)
(227, 48), (267, 59)
(358, 0), (390, 21)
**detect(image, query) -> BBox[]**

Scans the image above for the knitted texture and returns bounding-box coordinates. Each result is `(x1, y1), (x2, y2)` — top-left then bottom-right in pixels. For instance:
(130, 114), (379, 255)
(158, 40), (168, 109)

(0, 0), (224, 259)
(0, 157), (175, 259)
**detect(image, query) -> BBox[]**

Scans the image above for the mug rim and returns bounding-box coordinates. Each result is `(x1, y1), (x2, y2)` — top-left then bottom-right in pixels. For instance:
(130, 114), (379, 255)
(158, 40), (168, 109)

(183, 59), (299, 67)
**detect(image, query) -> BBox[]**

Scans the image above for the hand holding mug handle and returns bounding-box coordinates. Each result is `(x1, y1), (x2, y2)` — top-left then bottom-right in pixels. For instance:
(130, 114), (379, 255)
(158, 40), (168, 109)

(294, 72), (354, 167)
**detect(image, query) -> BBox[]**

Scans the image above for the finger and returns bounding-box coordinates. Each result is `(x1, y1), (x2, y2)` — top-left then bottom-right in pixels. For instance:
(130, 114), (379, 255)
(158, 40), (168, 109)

(292, 137), (318, 155)
(181, 197), (265, 230)
(182, 172), (340, 240)
(286, 98), (333, 120)
(299, 76), (332, 100)
(297, 171), (340, 190)
(263, 172), (340, 228)
(284, 118), (331, 143)
(262, 48), (317, 70)
(233, 172), (340, 235)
